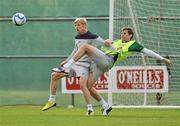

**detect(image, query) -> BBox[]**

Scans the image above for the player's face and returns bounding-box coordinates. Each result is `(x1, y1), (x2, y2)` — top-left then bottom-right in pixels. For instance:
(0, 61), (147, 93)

(121, 30), (132, 42)
(74, 22), (87, 34)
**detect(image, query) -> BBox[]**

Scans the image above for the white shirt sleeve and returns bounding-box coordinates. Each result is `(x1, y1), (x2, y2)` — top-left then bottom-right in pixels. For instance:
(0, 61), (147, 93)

(93, 36), (116, 50)
(141, 48), (164, 60)
(93, 36), (105, 46)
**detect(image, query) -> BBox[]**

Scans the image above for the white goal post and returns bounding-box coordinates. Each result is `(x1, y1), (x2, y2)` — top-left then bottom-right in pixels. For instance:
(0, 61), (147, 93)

(108, 0), (180, 108)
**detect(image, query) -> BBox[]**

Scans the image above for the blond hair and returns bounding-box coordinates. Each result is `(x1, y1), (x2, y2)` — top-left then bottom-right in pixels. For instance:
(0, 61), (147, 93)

(74, 17), (87, 25)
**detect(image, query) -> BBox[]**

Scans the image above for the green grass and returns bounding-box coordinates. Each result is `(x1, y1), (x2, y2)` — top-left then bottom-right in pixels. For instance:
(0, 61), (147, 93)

(0, 105), (180, 126)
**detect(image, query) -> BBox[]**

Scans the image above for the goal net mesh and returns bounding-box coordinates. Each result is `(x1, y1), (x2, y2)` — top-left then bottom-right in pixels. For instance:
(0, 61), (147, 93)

(109, 0), (180, 106)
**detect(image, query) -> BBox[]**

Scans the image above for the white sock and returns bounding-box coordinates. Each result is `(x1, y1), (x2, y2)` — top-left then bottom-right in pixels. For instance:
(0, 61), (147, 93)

(48, 95), (56, 102)
(99, 98), (108, 109)
(87, 104), (93, 111)
(63, 59), (75, 68)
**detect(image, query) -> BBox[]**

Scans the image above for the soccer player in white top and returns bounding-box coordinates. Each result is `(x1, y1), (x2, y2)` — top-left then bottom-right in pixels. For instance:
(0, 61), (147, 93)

(42, 18), (112, 116)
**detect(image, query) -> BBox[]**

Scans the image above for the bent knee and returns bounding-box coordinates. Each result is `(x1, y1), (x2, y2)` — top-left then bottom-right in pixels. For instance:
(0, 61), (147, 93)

(81, 43), (90, 50)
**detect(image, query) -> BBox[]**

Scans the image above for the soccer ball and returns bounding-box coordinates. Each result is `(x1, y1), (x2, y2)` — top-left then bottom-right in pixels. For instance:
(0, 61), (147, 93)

(12, 13), (26, 26)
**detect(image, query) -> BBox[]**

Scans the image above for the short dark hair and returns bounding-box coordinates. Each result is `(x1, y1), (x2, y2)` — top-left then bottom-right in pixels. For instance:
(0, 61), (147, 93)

(121, 27), (134, 40)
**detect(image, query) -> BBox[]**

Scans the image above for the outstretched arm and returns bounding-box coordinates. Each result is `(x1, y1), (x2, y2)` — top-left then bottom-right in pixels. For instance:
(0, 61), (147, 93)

(141, 48), (172, 65)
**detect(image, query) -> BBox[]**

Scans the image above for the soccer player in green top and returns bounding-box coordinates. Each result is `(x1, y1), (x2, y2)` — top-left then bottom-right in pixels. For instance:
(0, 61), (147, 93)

(53, 27), (171, 80)
(53, 27), (171, 113)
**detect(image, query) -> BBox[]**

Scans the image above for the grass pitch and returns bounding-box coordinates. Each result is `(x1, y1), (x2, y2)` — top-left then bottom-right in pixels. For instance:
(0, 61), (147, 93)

(0, 105), (180, 126)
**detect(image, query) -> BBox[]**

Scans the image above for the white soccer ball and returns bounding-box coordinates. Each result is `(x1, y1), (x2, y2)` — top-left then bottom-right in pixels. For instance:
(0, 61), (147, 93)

(12, 13), (26, 26)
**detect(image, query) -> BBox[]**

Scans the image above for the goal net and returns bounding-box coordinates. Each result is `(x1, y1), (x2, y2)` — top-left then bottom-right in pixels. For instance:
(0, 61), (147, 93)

(108, 0), (180, 107)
